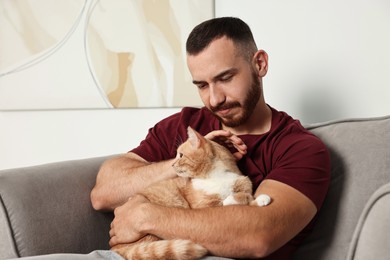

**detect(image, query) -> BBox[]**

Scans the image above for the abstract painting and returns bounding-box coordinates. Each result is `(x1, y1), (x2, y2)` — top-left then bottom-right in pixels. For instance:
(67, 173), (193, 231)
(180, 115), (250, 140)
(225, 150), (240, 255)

(0, 0), (214, 109)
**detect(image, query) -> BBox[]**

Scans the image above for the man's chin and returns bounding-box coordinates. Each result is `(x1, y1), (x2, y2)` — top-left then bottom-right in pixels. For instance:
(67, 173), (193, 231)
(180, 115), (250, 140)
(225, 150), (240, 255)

(220, 117), (244, 128)
(210, 109), (245, 127)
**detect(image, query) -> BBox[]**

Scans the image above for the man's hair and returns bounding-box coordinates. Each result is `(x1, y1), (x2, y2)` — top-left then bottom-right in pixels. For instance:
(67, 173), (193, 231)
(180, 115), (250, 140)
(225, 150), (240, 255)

(186, 17), (258, 60)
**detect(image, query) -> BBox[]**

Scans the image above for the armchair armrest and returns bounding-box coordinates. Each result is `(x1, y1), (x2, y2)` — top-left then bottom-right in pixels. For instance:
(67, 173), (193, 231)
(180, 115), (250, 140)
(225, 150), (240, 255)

(347, 182), (390, 260)
(0, 156), (114, 259)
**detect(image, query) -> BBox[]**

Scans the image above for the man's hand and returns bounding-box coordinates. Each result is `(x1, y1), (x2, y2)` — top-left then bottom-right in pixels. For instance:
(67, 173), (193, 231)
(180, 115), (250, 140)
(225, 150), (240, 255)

(205, 130), (247, 160)
(109, 194), (150, 247)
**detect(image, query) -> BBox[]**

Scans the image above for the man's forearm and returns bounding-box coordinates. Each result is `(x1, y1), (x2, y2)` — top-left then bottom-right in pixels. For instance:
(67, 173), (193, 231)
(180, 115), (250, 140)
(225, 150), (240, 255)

(140, 203), (274, 258)
(136, 180), (317, 258)
(91, 153), (176, 211)
(109, 180), (317, 258)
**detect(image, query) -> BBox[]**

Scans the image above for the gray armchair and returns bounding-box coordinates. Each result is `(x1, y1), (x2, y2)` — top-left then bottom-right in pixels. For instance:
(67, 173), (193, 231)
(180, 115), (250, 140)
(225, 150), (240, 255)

(1, 116), (390, 260)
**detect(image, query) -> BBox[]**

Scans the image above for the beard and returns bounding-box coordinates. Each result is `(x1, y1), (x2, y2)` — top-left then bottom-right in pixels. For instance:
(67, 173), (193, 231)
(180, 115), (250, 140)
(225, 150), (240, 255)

(210, 72), (261, 127)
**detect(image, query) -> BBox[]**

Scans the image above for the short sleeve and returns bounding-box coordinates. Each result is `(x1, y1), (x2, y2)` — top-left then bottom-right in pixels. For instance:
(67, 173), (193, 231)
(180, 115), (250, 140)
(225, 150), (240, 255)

(130, 112), (183, 162)
(267, 132), (331, 210)
(129, 107), (217, 163)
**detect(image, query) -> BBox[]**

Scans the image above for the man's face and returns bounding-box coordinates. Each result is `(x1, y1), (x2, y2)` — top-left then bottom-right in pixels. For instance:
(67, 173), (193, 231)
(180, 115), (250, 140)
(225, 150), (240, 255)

(187, 37), (261, 127)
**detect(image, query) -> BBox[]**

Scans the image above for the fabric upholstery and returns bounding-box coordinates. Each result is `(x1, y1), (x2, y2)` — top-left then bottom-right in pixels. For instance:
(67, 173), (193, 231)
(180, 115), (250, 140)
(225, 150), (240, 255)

(0, 116), (389, 260)
(7, 251), (229, 260)
(0, 156), (114, 259)
(347, 182), (390, 260)
(293, 115), (390, 260)
(7, 251), (123, 260)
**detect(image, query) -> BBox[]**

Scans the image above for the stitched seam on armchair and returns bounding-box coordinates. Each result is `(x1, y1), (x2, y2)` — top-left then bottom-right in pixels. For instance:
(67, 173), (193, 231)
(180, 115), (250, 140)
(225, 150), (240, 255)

(304, 115), (390, 130)
(347, 188), (390, 260)
(0, 194), (20, 257)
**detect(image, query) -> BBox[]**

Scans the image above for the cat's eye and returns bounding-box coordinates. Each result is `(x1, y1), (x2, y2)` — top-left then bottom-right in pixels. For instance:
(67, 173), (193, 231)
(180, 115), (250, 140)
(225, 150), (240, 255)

(179, 153), (183, 158)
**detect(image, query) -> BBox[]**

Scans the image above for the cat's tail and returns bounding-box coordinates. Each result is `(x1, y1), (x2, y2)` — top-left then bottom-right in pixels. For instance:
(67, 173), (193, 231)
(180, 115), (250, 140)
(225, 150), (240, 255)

(118, 239), (208, 260)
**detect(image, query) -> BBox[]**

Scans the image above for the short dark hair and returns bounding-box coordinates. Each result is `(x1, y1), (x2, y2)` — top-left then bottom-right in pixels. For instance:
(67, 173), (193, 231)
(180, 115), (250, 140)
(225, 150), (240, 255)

(186, 17), (257, 59)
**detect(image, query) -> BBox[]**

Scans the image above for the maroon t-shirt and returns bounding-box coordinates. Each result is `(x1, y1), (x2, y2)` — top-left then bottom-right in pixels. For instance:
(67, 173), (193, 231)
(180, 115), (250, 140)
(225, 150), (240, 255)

(131, 106), (330, 259)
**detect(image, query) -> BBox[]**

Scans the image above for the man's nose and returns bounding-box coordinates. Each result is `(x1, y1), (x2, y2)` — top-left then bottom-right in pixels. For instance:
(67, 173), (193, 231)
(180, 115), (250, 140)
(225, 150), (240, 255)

(209, 85), (225, 108)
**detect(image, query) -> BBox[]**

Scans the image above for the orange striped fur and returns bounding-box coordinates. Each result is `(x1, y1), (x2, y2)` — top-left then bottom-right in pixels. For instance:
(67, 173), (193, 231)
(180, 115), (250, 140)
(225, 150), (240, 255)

(112, 127), (255, 260)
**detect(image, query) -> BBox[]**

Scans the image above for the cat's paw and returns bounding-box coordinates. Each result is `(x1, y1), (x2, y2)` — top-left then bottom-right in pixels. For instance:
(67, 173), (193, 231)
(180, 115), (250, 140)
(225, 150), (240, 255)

(223, 195), (239, 205)
(251, 194), (271, 207)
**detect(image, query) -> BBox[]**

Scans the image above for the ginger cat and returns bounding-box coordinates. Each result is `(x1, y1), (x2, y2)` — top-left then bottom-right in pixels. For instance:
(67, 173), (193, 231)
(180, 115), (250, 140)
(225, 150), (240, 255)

(112, 127), (269, 260)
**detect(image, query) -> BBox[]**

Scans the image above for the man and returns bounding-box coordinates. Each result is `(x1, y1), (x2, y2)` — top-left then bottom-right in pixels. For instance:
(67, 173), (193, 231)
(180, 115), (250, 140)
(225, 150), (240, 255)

(91, 17), (330, 259)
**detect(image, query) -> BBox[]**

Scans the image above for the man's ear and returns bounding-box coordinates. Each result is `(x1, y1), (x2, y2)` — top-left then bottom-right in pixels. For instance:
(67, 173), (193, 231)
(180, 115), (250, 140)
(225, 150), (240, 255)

(253, 50), (268, 77)
(187, 127), (202, 149)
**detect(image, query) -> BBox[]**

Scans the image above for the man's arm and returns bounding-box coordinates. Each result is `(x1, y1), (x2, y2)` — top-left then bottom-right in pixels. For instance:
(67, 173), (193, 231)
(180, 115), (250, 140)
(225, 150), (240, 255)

(109, 179), (317, 258)
(90, 152), (176, 211)
(91, 129), (247, 211)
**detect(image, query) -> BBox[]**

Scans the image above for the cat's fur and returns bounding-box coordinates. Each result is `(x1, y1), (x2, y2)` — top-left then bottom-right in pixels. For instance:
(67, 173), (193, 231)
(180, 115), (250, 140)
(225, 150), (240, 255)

(112, 127), (263, 260)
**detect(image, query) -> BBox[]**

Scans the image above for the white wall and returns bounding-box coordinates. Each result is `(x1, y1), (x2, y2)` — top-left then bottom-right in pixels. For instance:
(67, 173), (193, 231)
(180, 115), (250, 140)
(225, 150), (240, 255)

(216, 0), (390, 122)
(1, 0), (390, 170)
(0, 109), (180, 170)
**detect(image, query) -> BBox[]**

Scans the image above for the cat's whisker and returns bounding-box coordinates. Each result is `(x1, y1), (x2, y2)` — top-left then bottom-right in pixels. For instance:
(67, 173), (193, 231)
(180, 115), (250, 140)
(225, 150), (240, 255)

(115, 127), (258, 260)
(175, 135), (184, 149)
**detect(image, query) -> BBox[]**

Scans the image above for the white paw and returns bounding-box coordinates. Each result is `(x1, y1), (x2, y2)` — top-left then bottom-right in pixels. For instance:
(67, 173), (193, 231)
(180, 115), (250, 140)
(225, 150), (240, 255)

(255, 194), (271, 206)
(223, 195), (238, 206)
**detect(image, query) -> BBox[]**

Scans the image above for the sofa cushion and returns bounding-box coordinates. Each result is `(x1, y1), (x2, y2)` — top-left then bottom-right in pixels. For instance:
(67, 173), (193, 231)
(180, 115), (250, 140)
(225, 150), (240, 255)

(0, 156), (113, 258)
(293, 116), (390, 260)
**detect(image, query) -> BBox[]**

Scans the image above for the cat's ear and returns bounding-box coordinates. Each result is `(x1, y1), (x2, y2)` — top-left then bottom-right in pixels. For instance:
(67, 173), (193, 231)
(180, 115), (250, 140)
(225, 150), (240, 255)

(187, 127), (204, 149)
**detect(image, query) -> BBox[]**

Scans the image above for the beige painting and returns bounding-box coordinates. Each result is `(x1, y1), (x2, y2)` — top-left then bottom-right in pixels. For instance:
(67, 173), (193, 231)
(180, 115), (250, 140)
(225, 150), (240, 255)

(0, 0), (213, 109)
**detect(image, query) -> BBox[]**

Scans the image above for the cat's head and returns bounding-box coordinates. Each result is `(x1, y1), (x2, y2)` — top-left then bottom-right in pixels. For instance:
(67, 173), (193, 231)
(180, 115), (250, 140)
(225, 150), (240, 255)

(172, 127), (237, 179)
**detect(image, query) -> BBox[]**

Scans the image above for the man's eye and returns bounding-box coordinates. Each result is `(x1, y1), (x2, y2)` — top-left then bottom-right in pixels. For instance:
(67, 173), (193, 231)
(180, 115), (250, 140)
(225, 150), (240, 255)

(196, 84), (207, 90)
(221, 75), (233, 82)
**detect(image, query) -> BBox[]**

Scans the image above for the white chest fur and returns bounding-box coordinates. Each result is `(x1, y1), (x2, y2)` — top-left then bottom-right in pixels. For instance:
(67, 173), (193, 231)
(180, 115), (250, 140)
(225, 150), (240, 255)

(191, 170), (239, 199)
